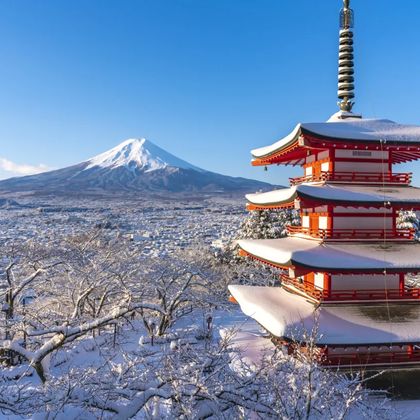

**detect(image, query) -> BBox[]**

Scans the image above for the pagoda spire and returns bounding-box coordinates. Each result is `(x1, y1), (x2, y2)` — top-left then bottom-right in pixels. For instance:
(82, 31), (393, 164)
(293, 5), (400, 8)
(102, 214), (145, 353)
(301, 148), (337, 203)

(337, 0), (355, 113)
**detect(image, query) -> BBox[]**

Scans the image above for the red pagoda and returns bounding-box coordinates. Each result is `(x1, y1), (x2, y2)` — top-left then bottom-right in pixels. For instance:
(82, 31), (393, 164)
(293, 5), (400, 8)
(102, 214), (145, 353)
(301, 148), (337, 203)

(229, 0), (420, 368)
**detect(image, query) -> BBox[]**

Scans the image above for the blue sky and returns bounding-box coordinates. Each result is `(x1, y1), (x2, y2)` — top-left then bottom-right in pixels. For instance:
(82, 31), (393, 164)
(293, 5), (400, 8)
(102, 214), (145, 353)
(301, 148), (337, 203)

(1, 0), (420, 184)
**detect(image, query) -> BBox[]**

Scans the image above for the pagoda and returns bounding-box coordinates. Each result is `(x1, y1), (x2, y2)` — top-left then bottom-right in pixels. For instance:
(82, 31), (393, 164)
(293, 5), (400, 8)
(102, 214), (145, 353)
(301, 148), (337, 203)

(229, 0), (420, 369)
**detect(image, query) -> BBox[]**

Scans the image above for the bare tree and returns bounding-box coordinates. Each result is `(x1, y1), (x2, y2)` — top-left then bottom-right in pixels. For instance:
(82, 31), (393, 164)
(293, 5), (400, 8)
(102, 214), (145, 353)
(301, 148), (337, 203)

(17, 329), (395, 419)
(1, 231), (160, 382)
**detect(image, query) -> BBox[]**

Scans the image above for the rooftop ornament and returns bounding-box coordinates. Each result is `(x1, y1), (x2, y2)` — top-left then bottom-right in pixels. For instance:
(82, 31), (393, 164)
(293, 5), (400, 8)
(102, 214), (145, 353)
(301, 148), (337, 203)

(338, 0), (355, 114)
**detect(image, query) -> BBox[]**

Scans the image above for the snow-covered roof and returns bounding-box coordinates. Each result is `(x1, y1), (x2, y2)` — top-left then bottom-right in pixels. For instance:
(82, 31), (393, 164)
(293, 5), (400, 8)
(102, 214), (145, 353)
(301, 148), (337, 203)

(246, 184), (420, 208)
(252, 118), (420, 159)
(229, 285), (420, 345)
(237, 238), (420, 272)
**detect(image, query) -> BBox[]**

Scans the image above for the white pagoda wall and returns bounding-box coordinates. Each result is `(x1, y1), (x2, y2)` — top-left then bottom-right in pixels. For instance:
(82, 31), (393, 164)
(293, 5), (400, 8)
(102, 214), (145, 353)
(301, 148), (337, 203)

(334, 149), (389, 173)
(319, 216), (329, 230)
(334, 207), (392, 214)
(333, 207), (393, 230)
(333, 216), (392, 230)
(321, 162), (330, 172)
(334, 161), (388, 173)
(314, 273), (325, 289)
(335, 150), (389, 159)
(331, 274), (399, 290)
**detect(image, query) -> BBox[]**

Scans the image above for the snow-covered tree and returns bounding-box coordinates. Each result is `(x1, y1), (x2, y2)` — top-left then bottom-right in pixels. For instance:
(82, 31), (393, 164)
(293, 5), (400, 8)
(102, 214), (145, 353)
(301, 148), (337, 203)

(239, 209), (300, 240)
(216, 208), (300, 265)
(1, 231), (161, 382)
(397, 210), (420, 240)
(0, 327), (394, 419)
(134, 250), (227, 338)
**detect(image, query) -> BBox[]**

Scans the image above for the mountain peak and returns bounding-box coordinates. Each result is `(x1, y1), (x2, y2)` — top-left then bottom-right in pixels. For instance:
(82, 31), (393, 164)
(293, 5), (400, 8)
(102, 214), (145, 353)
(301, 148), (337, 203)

(85, 138), (203, 173)
(0, 135), (275, 195)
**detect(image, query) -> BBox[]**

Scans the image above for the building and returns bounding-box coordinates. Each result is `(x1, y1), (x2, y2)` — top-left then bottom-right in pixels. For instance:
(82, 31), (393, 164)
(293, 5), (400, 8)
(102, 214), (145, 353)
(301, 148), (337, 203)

(229, 0), (420, 368)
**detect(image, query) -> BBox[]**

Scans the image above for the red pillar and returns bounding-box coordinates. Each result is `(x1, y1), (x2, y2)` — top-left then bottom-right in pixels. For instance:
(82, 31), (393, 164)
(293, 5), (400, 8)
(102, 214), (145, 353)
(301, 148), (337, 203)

(324, 274), (332, 299)
(408, 344), (414, 358)
(399, 273), (405, 296)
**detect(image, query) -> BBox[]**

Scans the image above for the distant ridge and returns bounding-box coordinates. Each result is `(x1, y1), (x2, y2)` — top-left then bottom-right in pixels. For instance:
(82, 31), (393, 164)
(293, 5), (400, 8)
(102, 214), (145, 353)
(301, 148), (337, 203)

(0, 138), (275, 196)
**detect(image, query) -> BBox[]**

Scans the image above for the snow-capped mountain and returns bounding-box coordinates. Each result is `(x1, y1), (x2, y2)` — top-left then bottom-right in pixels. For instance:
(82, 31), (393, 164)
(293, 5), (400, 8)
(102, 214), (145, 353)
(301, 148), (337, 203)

(84, 138), (203, 173)
(0, 138), (274, 196)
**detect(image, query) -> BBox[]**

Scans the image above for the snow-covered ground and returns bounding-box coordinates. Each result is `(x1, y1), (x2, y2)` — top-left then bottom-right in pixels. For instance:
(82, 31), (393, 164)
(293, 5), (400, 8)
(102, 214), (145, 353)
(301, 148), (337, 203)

(0, 195), (245, 256)
(1, 196), (419, 418)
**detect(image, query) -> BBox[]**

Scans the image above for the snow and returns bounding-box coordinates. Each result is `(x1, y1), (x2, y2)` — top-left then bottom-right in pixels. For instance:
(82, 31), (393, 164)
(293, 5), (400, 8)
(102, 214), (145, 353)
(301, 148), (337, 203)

(252, 124), (302, 159)
(237, 237), (420, 271)
(252, 117), (420, 158)
(246, 184), (420, 207)
(389, 400), (420, 420)
(304, 118), (420, 143)
(327, 111), (363, 121)
(229, 285), (420, 344)
(84, 138), (204, 173)
(246, 186), (297, 206)
(218, 313), (273, 366)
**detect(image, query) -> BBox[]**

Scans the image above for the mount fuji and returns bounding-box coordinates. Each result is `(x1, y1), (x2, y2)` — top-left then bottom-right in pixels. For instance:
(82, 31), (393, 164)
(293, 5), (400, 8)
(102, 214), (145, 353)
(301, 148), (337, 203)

(0, 138), (274, 196)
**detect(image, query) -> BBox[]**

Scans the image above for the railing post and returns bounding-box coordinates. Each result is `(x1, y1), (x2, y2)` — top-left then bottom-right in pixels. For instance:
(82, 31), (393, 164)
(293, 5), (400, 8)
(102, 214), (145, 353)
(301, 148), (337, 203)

(399, 273), (405, 297)
(408, 344), (414, 359)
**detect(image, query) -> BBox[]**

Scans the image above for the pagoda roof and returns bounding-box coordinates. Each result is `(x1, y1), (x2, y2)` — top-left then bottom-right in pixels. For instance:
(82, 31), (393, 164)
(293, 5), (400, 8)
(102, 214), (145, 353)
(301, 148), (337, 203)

(246, 184), (420, 210)
(252, 117), (420, 166)
(229, 285), (420, 345)
(237, 238), (420, 274)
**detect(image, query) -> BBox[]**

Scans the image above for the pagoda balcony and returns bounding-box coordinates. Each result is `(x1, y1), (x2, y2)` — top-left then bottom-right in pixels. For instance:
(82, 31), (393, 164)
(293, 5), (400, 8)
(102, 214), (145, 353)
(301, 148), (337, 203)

(322, 348), (420, 369)
(271, 339), (420, 368)
(287, 226), (415, 241)
(289, 171), (412, 186)
(280, 275), (420, 302)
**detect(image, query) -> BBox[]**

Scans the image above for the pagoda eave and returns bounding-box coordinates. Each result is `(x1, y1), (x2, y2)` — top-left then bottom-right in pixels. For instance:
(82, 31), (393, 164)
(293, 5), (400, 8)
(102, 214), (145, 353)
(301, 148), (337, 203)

(239, 247), (420, 275)
(302, 126), (420, 150)
(247, 200), (420, 212)
(229, 285), (420, 345)
(237, 238), (420, 275)
(251, 119), (420, 166)
(246, 185), (420, 211)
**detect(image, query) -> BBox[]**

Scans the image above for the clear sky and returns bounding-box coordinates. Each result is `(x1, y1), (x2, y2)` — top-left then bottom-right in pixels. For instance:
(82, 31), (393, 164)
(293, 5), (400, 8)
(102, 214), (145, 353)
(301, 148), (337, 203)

(1, 0), (420, 185)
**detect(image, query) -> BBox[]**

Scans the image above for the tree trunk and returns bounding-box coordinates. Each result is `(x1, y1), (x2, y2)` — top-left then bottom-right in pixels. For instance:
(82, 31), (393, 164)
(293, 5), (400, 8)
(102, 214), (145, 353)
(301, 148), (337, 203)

(33, 361), (47, 384)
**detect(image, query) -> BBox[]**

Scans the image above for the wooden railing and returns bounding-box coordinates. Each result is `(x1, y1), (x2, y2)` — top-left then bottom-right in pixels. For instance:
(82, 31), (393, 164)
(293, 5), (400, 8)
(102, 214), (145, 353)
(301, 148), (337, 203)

(287, 226), (414, 241)
(289, 171), (412, 186)
(280, 275), (420, 302)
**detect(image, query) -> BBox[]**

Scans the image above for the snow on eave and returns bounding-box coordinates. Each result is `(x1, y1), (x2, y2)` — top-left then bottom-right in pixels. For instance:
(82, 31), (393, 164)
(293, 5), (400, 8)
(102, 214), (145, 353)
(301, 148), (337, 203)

(301, 118), (420, 145)
(246, 184), (420, 208)
(228, 285), (311, 339)
(251, 118), (420, 162)
(245, 187), (297, 207)
(229, 285), (420, 345)
(251, 124), (302, 159)
(237, 239), (298, 268)
(238, 238), (420, 272)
